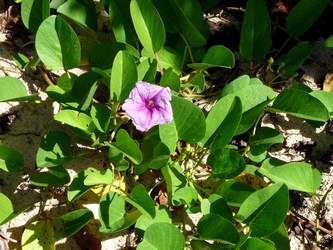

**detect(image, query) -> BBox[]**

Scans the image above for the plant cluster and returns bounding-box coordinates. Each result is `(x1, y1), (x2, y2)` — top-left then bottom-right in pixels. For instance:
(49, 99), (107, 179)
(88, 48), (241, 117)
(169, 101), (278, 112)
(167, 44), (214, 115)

(1, 0), (333, 249)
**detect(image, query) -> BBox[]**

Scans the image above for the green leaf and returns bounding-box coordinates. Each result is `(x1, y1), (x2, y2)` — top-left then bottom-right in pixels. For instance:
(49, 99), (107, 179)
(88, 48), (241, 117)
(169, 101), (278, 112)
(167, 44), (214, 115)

(21, 0), (49, 32)
(135, 206), (171, 232)
(198, 214), (240, 244)
(188, 72), (205, 93)
(208, 96), (242, 152)
(0, 76), (31, 102)
(239, 237), (275, 250)
(0, 193), (14, 225)
(35, 15), (81, 70)
(216, 180), (255, 207)
(83, 167), (113, 186)
(286, 0), (328, 37)
(169, 0), (208, 47)
(188, 45), (235, 70)
(36, 130), (71, 168)
(109, 0), (136, 44)
(152, 0), (179, 33)
(159, 121), (178, 153)
(325, 35), (333, 48)
(130, 0), (165, 53)
(54, 109), (95, 134)
(72, 72), (100, 111)
(278, 41), (312, 76)
(21, 220), (55, 250)
(0, 144), (23, 172)
(172, 186), (198, 206)
(240, 0), (272, 62)
(67, 171), (90, 202)
(99, 192), (141, 233)
(110, 51), (137, 101)
(56, 209), (94, 238)
(160, 68), (180, 92)
(171, 96), (206, 143)
(271, 87), (329, 122)
(57, 0), (97, 29)
(137, 223), (185, 250)
(201, 194), (233, 221)
(111, 129), (143, 164)
(208, 148), (246, 179)
(267, 224), (290, 250)
(12, 52), (30, 70)
(30, 166), (70, 187)
(310, 91), (333, 117)
(259, 161), (321, 193)
(124, 184), (155, 218)
(236, 183), (289, 237)
(90, 103), (112, 133)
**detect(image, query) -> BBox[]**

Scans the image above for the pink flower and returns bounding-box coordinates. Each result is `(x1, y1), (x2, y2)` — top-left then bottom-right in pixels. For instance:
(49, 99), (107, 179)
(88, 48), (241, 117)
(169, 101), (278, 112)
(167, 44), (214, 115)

(122, 81), (173, 132)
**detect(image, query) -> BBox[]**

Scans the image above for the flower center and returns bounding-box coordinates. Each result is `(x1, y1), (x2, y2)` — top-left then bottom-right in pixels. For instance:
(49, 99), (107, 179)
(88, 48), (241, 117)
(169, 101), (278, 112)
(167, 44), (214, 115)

(146, 99), (155, 109)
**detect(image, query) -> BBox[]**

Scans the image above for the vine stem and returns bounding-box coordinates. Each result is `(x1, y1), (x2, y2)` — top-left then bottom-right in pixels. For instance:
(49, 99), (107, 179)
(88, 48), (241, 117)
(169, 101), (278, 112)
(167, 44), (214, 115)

(154, 51), (164, 76)
(179, 32), (195, 63)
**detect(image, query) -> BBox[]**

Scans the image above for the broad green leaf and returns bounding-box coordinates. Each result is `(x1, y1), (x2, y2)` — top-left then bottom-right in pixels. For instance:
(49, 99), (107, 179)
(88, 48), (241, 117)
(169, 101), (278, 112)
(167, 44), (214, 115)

(216, 180), (255, 207)
(188, 72), (205, 93)
(30, 166), (70, 187)
(36, 130), (71, 168)
(21, 0), (49, 32)
(90, 103), (112, 132)
(169, 0), (208, 47)
(110, 51), (138, 101)
(0, 77), (31, 102)
(88, 42), (140, 70)
(172, 186), (198, 206)
(54, 109), (95, 134)
(188, 45), (235, 70)
(200, 95), (239, 147)
(0, 144), (23, 172)
(141, 47), (182, 74)
(130, 0), (165, 53)
(208, 148), (245, 179)
(201, 194), (232, 221)
(137, 132), (170, 173)
(137, 223), (185, 250)
(221, 77), (277, 112)
(0, 193), (14, 225)
(160, 68), (180, 92)
(67, 171), (90, 202)
(198, 214), (240, 244)
(325, 35), (333, 48)
(12, 52), (30, 70)
(152, 0), (179, 33)
(210, 97), (242, 152)
(240, 0), (271, 62)
(83, 167), (113, 186)
(239, 237), (275, 250)
(99, 192), (141, 233)
(278, 41), (312, 76)
(21, 220), (55, 250)
(109, 0), (136, 44)
(310, 91), (333, 117)
(171, 96), (206, 143)
(267, 224), (290, 250)
(124, 184), (155, 218)
(99, 192), (125, 232)
(111, 129), (143, 164)
(50, 0), (65, 9)
(56, 209), (94, 238)
(136, 206), (171, 232)
(271, 87), (329, 122)
(248, 127), (284, 163)
(72, 72), (100, 111)
(286, 0), (328, 37)
(159, 121), (178, 153)
(259, 161), (321, 193)
(236, 183), (289, 237)
(57, 0), (97, 29)
(35, 15), (81, 70)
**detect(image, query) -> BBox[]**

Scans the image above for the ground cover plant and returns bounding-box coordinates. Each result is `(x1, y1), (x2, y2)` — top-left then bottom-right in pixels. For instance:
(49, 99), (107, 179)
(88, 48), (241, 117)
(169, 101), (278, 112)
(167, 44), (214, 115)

(0, 0), (333, 249)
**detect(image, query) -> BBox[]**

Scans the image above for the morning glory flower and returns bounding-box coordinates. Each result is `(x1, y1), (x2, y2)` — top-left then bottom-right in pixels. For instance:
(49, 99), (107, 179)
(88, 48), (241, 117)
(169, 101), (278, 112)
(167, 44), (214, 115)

(122, 81), (173, 132)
